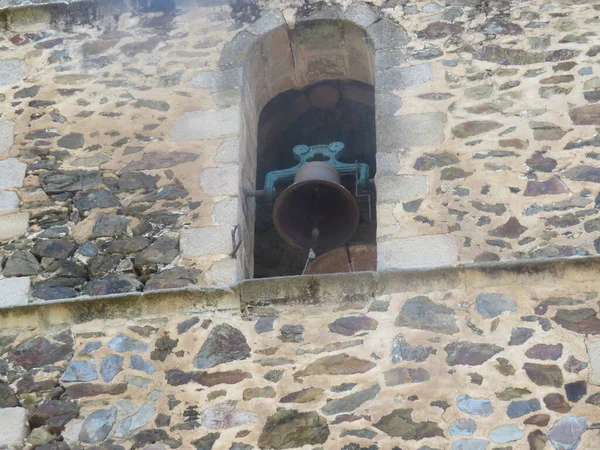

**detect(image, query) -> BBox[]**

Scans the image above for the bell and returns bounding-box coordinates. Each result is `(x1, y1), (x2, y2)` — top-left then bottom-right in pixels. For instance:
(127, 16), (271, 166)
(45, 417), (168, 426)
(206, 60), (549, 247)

(273, 161), (359, 252)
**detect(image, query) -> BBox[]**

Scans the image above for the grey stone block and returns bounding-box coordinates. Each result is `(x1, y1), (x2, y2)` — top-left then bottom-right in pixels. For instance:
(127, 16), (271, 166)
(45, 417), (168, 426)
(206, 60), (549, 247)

(0, 59), (27, 86)
(296, 4), (342, 21)
(368, 18), (409, 50)
(0, 190), (19, 211)
(378, 112), (446, 150)
(170, 107), (239, 141)
(376, 174), (428, 203)
(204, 258), (241, 286)
(0, 158), (27, 188)
(344, 2), (381, 28)
(376, 48), (411, 70)
(378, 234), (458, 271)
(181, 226), (233, 257)
(375, 93), (402, 117)
(212, 88), (240, 108)
(0, 278), (30, 308)
(219, 31), (258, 70)
(213, 198), (239, 225)
(188, 69), (242, 91)
(200, 165), (239, 197)
(0, 121), (14, 154)
(0, 212), (29, 240)
(589, 338), (600, 386)
(215, 139), (240, 165)
(376, 152), (401, 174)
(247, 9), (285, 35)
(376, 64), (432, 91)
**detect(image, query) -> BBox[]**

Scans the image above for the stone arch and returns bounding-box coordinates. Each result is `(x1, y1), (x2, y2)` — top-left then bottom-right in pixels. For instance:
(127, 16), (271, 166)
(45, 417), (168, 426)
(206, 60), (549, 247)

(237, 18), (377, 278)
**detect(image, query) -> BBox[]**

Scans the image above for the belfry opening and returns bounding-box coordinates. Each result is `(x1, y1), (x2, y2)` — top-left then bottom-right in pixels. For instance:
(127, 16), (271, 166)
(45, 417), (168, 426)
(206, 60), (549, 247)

(239, 20), (378, 278)
(253, 80), (377, 277)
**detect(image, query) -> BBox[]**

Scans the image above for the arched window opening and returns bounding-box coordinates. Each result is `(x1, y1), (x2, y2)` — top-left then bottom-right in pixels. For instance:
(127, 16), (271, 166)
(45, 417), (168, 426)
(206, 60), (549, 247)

(239, 19), (377, 279)
(253, 80), (377, 277)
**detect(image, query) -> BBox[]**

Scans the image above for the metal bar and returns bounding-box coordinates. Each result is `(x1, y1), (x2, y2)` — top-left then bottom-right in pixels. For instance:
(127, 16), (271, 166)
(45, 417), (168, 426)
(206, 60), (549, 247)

(245, 189), (265, 198)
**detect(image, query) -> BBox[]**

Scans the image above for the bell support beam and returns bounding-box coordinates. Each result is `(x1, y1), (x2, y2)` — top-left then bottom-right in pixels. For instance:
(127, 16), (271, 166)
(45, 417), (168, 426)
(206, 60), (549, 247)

(260, 142), (370, 201)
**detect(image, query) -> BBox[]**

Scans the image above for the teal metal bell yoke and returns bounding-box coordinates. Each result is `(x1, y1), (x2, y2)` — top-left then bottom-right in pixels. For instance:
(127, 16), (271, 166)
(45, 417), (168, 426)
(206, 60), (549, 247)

(249, 142), (371, 252)
(262, 142), (370, 202)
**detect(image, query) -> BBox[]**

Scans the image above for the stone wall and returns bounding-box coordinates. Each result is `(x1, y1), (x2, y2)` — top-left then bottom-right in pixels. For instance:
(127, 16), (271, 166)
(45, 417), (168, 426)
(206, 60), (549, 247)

(0, 0), (599, 304)
(1, 259), (600, 449)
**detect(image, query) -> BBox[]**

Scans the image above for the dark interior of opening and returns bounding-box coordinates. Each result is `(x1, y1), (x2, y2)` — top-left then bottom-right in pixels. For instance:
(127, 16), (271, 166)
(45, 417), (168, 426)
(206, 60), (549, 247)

(253, 80), (377, 278)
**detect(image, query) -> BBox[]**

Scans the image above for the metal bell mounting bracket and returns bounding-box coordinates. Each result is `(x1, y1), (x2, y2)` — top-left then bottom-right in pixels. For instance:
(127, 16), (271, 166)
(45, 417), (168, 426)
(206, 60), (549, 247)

(250, 142), (370, 201)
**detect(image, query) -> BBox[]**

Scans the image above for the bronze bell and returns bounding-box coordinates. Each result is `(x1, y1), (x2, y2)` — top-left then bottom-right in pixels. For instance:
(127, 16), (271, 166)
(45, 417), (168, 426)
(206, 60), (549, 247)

(273, 161), (359, 252)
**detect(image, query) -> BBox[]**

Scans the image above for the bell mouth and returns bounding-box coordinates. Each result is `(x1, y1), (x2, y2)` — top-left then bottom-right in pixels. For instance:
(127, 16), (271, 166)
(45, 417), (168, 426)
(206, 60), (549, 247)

(273, 177), (359, 252)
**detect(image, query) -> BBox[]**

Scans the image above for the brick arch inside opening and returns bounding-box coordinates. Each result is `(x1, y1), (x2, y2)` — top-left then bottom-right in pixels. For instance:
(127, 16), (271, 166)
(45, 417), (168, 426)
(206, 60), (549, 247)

(238, 19), (377, 278)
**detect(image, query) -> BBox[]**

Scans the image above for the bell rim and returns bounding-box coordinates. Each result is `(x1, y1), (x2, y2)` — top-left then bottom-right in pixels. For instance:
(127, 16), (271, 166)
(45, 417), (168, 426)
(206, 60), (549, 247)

(273, 178), (360, 252)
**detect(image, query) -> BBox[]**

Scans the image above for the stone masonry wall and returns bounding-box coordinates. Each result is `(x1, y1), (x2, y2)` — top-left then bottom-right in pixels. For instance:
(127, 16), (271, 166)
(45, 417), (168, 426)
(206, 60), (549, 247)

(1, 262), (600, 449)
(0, 0), (600, 305)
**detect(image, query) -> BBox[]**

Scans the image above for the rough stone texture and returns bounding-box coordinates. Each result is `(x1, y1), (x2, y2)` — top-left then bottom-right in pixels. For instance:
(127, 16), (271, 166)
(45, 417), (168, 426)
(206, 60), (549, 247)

(445, 341), (503, 366)
(258, 410), (329, 449)
(0, 121), (15, 155)
(0, 2), (599, 448)
(0, 190), (20, 212)
(0, 212), (29, 241)
(457, 395), (494, 417)
(378, 234), (458, 270)
(547, 416), (587, 450)
(200, 166), (239, 197)
(0, 0), (599, 298)
(475, 293), (516, 318)
(0, 59), (27, 86)
(0, 277), (30, 308)
(79, 407), (117, 444)
(376, 174), (428, 203)
(379, 112), (446, 149)
(180, 226), (233, 258)
(374, 408), (444, 439)
(0, 261), (598, 448)
(170, 107), (239, 141)
(396, 296), (459, 335)
(194, 324), (250, 369)
(0, 407), (29, 448)
(0, 158), (27, 188)
(588, 338), (600, 386)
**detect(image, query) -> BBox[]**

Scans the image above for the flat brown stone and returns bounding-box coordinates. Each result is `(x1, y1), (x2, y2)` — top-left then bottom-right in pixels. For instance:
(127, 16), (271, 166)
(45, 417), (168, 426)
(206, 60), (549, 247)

(570, 104), (600, 125)
(540, 75), (575, 84)
(10, 337), (73, 370)
(374, 408), (444, 440)
(417, 22), (464, 39)
(523, 363), (564, 387)
(280, 388), (324, 404)
(530, 121), (567, 140)
(384, 368), (430, 386)
(525, 343), (563, 360)
(543, 393), (571, 413)
(62, 383), (127, 399)
(328, 316), (378, 336)
(165, 368), (252, 386)
(524, 414), (551, 426)
(445, 341), (503, 366)
(528, 430), (548, 450)
(452, 120), (502, 138)
(294, 354), (376, 378)
(553, 308), (600, 334)
(193, 370), (253, 387)
(258, 410), (329, 449)
(524, 176), (569, 196)
(488, 217), (527, 239)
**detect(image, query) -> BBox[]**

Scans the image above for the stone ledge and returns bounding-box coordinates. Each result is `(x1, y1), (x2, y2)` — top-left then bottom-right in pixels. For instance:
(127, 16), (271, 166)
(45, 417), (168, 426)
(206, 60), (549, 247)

(2, 255), (600, 330)
(0, 285), (239, 329)
(0, 0), (83, 10)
